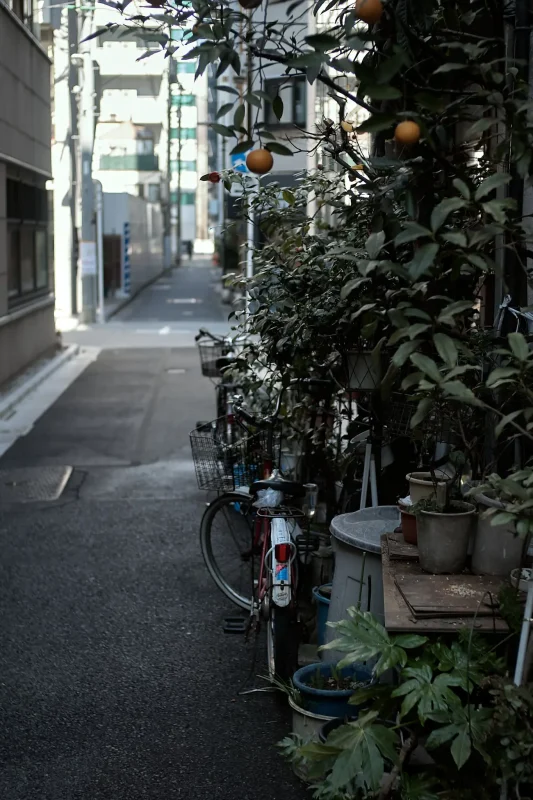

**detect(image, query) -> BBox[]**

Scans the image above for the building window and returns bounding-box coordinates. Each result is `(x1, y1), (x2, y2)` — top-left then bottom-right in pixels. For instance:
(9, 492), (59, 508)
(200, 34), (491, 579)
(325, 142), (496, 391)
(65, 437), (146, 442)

(177, 61), (196, 74)
(264, 76), (307, 127)
(171, 128), (196, 140)
(147, 184), (160, 203)
(171, 191), (195, 205)
(6, 178), (49, 307)
(136, 136), (154, 155)
(171, 93), (196, 106)
(171, 160), (196, 171)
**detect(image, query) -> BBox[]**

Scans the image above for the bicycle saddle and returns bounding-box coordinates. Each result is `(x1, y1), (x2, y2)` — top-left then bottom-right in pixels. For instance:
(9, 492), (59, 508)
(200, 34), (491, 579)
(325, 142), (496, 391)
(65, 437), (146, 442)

(251, 478), (306, 498)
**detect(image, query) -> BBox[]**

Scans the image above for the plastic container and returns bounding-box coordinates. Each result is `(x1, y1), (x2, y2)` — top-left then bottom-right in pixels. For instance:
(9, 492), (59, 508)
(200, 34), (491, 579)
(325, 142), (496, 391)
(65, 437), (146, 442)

(472, 493), (526, 576)
(292, 662), (373, 718)
(417, 501), (476, 574)
(312, 583), (332, 647)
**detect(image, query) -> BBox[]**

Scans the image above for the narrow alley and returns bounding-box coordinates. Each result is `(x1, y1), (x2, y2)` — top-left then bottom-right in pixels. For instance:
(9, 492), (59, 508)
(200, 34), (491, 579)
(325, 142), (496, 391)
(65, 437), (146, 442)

(0, 261), (305, 800)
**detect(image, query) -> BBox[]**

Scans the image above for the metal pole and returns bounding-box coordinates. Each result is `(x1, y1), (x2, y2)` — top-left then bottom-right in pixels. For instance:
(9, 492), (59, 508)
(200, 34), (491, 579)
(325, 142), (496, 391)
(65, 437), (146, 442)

(514, 579), (533, 686)
(176, 81), (182, 266)
(245, 10), (254, 317)
(77, 3), (97, 323)
(163, 47), (172, 269)
(94, 180), (105, 323)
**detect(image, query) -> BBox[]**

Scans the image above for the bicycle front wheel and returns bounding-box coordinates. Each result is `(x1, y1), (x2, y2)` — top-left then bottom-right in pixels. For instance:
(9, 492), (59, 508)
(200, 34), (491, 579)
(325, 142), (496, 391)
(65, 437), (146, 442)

(200, 492), (257, 610)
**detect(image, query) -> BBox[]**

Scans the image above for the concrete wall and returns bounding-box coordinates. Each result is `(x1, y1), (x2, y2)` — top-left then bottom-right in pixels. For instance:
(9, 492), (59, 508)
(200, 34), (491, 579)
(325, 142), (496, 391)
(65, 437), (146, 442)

(0, 4), (55, 388)
(103, 192), (164, 297)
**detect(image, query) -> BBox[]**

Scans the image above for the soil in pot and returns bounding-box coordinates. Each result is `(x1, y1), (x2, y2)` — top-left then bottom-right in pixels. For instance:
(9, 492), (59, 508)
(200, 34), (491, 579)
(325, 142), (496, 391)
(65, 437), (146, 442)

(292, 662), (373, 718)
(417, 501), (476, 574)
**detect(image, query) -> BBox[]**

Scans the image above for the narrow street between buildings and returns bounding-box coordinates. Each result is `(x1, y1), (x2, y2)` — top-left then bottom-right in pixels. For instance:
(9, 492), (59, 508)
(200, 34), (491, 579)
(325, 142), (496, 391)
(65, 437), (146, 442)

(0, 261), (305, 800)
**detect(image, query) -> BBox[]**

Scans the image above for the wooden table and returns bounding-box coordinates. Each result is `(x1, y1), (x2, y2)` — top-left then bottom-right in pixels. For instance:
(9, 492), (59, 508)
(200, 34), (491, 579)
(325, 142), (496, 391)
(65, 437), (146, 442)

(381, 535), (508, 633)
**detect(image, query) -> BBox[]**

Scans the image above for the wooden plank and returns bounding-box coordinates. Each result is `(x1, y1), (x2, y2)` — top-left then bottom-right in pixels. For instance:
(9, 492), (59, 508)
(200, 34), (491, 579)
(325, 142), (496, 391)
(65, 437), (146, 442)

(381, 535), (508, 633)
(386, 531), (419, 561)
(395, 574), (502, 617)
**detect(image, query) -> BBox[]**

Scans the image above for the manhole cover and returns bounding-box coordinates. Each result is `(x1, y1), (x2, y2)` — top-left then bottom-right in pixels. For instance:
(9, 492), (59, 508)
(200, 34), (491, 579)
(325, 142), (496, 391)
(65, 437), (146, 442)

(0, 466), (73, 503)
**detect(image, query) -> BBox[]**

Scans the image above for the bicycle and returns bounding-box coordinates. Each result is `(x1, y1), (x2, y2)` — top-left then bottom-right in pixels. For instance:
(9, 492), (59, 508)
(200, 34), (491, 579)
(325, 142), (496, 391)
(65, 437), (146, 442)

(195, 328), (244, 443)
(190, 378), (328, 680)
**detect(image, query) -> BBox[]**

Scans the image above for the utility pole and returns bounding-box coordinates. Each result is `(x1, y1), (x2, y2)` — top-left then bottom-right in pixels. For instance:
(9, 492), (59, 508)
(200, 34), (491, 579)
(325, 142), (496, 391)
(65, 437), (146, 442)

(176, 81), (182, 266)
(163, 46), (172, 269)
(77, 2), (97, 323)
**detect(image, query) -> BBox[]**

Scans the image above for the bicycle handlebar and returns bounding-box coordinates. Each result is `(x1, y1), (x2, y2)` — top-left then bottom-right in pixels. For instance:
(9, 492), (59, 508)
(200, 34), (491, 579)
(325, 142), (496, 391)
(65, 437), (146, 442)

(195, 328), (226, 343)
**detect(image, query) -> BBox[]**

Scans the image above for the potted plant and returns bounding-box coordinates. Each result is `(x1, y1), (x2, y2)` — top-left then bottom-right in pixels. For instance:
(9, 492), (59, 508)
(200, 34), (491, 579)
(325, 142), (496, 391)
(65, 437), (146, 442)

(398, 499), (417, 545)
(413, 496), (476, 574)
(406, 471), (449, 506)
(292, 662), (373, 719)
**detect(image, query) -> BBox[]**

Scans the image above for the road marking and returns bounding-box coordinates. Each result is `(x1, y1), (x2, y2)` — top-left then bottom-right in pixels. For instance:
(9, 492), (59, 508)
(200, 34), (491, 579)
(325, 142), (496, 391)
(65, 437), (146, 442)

(166, 298), (203, 304)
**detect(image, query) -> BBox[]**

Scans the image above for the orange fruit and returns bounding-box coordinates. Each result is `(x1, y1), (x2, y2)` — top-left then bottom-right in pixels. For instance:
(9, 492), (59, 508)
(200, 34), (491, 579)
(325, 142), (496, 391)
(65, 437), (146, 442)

(394, 120), (421, 146)
(341, 121), (353, 132)
(355, 0), (383, 25)
(246, 148), (274, 175)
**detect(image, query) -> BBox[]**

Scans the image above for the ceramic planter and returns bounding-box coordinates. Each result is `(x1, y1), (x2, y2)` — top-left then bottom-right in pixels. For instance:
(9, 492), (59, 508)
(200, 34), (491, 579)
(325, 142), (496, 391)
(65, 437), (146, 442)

(289, 696), (334, 781)
(292, 663), (373, 718)
(417, 501), (476, 574)
(406, 471), (448, 506)
(471, 493), (526, 577)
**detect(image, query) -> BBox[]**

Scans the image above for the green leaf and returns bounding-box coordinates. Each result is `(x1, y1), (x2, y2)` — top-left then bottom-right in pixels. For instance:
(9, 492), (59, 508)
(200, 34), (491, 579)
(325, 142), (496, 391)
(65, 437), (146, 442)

(410, 353), (442, 383)
(392, 665), (461, 723)
(426, 724), (459, 750)
(451, 729), (471, 769)
(508, 332), (530, 361)
(394, 634), (428, 649)
(234, 105), (245, 129)
(265, 142), (292, 156)
(408, 243), (440, 280)
(434, 63), (468, 73)
(340, 277), (369, 300)
(356, 114), (396, 135)
(453, 178), (471, 200)
(437, 300), (473, 325)
(433, 333), (458, 368)
(414, 91), (447, 113)
(323, 608), (409, 676)
(475, 172), (511, 201)
(365, 231), (385, 259)
(395, 223), (432, 246)
(466, 117), (497, 139)
(366, 85), (403, 100)
(430, 198), (467, 232)
(490, 511), (516, 526)
(481, 200), (510, 224)
(410, 397), (433, 428)
(244, 92), (261, 108)
(392, 341), (419, 367)
(305, 32), (339, 51)
(216, 102), (235, 119)
(216, 85), (239, 96)
(210, 122), (234, 137)
(282, 189), (295, 205)
(486, 366), (519, 388)
(230, 139), (254, 155)
(495, 410), (524, 437)
(440, 231), (467, 247)
(272, 95), (284, 121)
(441, 381), (482, 405)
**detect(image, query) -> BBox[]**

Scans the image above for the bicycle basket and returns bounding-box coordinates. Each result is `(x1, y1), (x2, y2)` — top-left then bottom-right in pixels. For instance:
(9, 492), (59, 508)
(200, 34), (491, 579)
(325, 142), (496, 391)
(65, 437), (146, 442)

(190, 418), (266, 491)
(197, 341), (231, 378)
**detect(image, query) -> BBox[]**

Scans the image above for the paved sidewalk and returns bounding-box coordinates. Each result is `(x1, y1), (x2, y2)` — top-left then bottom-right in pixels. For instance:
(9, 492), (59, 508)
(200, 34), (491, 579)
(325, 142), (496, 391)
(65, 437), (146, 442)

(0, 282), (305, 799)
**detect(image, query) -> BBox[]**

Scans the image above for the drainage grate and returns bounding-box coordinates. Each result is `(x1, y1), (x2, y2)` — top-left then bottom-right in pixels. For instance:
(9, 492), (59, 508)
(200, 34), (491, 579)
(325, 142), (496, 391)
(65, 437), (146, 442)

(0, 466), (73, 503)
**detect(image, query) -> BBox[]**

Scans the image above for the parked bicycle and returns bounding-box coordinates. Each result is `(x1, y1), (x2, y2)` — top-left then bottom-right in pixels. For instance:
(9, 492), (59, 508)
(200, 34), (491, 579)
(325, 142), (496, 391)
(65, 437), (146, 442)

(190, 378), (330, 679)
(195, 328), (245, 444)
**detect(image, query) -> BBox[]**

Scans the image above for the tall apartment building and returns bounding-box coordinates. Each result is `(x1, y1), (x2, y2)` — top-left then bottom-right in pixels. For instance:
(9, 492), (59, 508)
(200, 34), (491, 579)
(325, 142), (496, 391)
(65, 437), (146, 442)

(0, 0), (55, 386)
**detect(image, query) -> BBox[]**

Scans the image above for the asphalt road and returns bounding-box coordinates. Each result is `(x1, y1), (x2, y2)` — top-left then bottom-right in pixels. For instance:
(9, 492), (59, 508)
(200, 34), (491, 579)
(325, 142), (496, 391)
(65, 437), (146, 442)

(0, 263), (306, 800)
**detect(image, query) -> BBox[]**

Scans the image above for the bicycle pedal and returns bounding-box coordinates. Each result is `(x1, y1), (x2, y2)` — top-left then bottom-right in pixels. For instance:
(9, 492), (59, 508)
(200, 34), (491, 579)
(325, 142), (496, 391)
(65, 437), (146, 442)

(223, 617), (248, 634)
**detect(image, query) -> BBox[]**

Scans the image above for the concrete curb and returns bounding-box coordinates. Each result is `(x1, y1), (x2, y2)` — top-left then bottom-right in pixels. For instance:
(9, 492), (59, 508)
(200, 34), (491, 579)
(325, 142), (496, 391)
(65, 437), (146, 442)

(0, 344), (80, 420)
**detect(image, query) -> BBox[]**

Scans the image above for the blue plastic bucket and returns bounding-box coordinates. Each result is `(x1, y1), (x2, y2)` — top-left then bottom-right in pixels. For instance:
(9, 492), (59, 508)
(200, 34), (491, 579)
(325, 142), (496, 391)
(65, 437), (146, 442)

(292, 662), (373, 718)
(312, 583), (332, 648)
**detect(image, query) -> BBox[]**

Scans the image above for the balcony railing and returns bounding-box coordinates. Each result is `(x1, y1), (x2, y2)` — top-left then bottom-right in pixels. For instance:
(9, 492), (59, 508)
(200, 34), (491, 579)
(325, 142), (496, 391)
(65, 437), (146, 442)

(99, 154), (159, 171)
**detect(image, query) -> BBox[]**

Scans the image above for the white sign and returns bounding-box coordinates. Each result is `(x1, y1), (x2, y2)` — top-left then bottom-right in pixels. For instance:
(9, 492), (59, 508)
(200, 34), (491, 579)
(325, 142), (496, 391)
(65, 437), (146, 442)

(80, 241), (97, 276)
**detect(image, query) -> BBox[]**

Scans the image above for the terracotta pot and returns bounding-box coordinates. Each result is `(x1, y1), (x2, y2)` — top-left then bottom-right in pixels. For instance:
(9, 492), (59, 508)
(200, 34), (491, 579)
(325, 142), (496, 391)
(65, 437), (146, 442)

(399, 505), (417, 545)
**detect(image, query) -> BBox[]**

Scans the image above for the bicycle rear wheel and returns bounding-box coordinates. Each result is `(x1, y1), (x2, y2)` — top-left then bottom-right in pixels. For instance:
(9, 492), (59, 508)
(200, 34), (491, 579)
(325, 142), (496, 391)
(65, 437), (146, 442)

(267, 605), (297, 682)
(200, 492), (257, 610)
